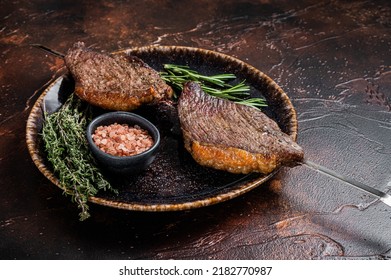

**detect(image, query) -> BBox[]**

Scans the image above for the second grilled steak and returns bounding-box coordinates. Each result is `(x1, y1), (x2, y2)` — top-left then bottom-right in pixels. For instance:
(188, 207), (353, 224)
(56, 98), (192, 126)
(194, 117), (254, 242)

(64, 42), (173, 111)
(178, 82), (304, 174)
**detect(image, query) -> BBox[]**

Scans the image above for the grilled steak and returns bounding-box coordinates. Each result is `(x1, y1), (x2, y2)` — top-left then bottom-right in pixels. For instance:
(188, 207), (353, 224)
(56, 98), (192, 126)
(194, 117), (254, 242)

(177, 82), (304, 174)
(64, 42), (173, 111)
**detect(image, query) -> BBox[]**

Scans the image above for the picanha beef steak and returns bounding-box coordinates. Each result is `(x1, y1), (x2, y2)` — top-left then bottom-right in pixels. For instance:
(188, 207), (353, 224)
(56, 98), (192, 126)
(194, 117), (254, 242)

(177, 81), (304, 174)
(64, 42), (173, 111)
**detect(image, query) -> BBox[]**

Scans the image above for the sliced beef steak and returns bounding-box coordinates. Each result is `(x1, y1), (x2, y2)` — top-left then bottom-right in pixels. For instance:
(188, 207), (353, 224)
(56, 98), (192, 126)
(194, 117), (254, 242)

(64, 42), (173, 111)
(177, 82), (304, 174)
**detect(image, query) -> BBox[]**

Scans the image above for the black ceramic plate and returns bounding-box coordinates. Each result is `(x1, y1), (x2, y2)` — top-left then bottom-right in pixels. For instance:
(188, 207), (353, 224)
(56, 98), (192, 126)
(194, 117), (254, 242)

(26, 45), (299, 211)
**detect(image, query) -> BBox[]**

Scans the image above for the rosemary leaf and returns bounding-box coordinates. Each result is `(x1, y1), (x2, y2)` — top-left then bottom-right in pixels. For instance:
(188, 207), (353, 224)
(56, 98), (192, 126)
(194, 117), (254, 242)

(160, 64), (267, 110)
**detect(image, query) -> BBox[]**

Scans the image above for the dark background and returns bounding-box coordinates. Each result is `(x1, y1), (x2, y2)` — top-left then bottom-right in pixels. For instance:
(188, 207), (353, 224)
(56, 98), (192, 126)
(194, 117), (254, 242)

(1, 0), (390, 259)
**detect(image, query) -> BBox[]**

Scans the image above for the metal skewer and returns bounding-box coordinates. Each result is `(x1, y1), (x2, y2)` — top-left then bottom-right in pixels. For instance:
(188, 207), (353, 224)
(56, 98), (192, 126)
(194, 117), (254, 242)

(303, 159), (391, 207)
(30, 44), (65, 58)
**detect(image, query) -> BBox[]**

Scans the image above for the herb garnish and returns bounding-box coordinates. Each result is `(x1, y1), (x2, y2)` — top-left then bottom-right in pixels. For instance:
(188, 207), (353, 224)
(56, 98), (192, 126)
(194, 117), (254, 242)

(41, 93), (117, 221)
(160, 64), (267, 110)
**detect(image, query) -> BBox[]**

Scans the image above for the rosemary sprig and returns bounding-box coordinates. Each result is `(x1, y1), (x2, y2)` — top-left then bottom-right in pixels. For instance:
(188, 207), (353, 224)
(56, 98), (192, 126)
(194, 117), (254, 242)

(160, 64), (267, 109)
(41, 93), (117, 221)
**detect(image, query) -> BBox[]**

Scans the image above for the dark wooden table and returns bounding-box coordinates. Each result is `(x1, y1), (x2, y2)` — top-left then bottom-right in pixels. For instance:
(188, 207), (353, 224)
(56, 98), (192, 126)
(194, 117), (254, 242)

(1, 0), (390, 260)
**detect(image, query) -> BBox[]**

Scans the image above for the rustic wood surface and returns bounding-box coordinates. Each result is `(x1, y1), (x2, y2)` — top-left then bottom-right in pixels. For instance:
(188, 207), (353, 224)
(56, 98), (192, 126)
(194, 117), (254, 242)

(1, 0), (390, 259)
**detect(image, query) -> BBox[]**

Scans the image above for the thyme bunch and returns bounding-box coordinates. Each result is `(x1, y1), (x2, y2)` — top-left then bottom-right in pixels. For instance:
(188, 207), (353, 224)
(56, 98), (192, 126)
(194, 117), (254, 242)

(42, 93), (116, 220)
(160, 64), (267, 110)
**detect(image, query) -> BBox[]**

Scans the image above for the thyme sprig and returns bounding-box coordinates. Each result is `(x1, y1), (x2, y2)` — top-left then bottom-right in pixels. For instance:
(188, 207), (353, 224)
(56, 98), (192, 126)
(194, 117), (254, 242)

(41, 93), (117, 221)
(160, 64), (267, 110)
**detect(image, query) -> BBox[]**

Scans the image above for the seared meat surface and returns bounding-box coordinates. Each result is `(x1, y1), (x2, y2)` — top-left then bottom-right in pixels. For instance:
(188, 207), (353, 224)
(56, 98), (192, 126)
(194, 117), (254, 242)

(64, 42), (302, 174)
(177, 82), (304, 174)
(64, 42), (173, 111)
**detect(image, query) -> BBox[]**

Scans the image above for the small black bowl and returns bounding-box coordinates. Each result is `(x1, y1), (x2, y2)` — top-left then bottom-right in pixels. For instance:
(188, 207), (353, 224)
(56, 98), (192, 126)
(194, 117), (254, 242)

(86, 111), (160, 174)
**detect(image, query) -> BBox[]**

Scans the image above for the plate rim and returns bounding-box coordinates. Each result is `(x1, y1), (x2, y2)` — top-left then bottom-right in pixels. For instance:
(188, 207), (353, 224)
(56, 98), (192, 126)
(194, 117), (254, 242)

(26, 45), (298, 212)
